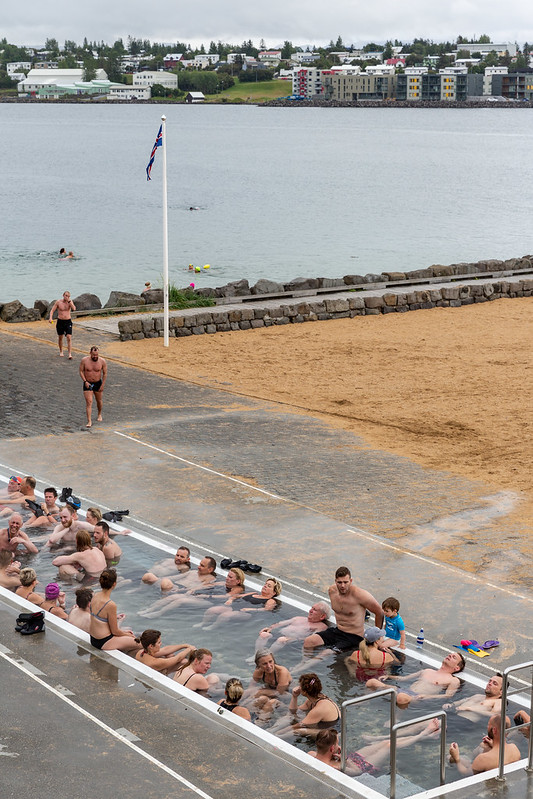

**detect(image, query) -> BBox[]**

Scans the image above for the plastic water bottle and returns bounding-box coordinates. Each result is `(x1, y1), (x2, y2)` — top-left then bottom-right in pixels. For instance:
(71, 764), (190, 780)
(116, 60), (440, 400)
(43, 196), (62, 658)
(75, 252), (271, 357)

(416, 627), (424, 648)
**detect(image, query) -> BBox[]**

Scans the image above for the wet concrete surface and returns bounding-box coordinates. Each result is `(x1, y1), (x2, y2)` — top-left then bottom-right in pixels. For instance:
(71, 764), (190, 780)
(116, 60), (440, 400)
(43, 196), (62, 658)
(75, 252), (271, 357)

(0, 324), (531, 797)
(0, 606), (350, 799)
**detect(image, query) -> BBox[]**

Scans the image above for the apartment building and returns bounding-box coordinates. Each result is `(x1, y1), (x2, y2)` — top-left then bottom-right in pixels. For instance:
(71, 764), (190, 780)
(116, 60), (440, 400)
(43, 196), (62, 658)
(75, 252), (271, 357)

(491, 71), (533, 100)
(292, 67), (324, 97)
(323, 72), (396, 101)
(132, 71), (177, 89)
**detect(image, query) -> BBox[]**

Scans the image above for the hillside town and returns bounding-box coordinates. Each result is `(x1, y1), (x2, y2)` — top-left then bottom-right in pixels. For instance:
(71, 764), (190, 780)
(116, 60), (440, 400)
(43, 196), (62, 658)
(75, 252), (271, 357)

(1, 35), (533, 101)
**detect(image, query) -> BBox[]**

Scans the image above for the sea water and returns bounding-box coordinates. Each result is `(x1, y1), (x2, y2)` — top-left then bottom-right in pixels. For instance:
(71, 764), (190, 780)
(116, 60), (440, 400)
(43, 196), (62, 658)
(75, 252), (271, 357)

(2, 103), (533, 306)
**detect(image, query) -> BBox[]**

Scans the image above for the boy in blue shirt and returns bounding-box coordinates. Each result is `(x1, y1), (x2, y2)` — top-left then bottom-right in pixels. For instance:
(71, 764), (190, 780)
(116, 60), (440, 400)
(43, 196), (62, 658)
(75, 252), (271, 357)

(381, 597), (406, 649)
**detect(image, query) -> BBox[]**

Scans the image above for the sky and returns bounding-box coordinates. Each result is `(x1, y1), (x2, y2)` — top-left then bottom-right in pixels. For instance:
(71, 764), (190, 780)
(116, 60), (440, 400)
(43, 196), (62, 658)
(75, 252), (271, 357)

(3, 0), (532, 50)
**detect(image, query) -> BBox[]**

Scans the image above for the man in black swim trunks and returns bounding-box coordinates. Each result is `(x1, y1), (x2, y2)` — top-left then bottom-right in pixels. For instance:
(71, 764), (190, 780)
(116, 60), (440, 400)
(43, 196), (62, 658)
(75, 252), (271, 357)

(304, 566), (383, 652)
(79, 346), (107, 428)
(49, 290), (76, 358)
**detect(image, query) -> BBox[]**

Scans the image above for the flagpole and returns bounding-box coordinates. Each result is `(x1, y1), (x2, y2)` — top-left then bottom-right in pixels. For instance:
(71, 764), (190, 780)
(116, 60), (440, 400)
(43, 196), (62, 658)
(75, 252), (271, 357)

(161, 114), (169, 347)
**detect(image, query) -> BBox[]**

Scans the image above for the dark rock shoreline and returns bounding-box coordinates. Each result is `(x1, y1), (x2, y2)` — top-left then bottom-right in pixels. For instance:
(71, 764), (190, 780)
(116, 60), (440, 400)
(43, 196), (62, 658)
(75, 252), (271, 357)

(1, 255), (531, 324)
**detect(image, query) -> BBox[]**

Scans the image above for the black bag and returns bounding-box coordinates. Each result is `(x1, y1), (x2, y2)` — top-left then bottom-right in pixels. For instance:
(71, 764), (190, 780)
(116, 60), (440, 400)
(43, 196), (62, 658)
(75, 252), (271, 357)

(15, 611), (45, 635)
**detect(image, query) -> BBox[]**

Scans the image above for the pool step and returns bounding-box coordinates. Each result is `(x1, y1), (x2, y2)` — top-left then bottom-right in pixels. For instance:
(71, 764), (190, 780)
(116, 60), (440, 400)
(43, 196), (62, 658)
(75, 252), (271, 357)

(357, 772), (424, 799)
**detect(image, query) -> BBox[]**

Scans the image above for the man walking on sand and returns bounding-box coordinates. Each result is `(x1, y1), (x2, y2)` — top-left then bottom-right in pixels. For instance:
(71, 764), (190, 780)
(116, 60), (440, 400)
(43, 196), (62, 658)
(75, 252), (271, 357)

(49, 290), (76, 358)
(79, 346), (107, 428)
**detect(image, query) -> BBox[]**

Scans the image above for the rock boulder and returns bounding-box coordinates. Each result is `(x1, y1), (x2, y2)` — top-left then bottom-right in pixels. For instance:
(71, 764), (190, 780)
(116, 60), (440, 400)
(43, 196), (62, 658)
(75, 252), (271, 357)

(250, 279), (285, 295)
(283, 277), (319, 291)
(1, 300), (41, 323)
(141, 289), (164, 304)
(215, 279), (250, 298)
(73, 293), (102, 311)
(33, 299), (49, 318)
(104, 291), (145, 308)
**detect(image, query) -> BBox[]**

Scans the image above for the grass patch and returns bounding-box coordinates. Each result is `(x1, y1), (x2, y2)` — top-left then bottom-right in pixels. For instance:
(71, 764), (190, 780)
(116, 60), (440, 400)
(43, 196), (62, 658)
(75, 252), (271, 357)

(207, 78), (292, 103)
(168, 283), (215, 308)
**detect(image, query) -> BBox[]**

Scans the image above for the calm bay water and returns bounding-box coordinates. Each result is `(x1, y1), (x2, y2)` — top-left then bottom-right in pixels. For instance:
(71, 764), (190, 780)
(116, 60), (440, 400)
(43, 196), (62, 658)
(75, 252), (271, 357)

(1, 103), (533, 306)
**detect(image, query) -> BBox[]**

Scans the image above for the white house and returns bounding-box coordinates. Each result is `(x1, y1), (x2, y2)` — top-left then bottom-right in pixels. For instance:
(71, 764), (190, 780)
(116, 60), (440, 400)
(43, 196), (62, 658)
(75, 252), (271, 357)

(7, 61), (32, 74)
(18, 68), (107, 95)
(132, 71), (177, 89)
(107, 85), (151, 100)
(291, 52), (319, 64)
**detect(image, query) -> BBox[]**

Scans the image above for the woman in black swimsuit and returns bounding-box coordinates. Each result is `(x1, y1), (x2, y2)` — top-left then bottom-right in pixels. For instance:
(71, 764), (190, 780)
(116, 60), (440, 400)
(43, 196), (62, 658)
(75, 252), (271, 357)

(199, 577), (282, 630)
(173, 648), (215, 692)
(218, 678), (251, 721)
(252, 649), (292, 693)
(89, 568), (141, 653)
(269, 672), (340, 739)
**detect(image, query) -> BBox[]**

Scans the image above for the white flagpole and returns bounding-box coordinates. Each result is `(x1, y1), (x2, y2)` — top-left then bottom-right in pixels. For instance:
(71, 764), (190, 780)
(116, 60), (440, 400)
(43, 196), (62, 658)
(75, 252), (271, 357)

(161, 114), (169, 347)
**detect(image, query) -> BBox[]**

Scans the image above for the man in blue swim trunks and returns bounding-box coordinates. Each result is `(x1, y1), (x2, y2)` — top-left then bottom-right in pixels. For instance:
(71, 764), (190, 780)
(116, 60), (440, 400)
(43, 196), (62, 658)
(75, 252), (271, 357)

(304, 566), (383, 653)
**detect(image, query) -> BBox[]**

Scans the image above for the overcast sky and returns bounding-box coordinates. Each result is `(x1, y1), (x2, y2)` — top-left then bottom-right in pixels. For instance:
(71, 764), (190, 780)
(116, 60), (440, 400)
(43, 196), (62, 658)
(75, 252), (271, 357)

(3, 0), (532, 50)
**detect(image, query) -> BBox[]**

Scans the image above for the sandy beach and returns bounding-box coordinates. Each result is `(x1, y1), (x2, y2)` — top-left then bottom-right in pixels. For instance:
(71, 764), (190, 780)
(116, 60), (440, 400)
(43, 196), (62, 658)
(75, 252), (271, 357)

(105, 298), (532, 519)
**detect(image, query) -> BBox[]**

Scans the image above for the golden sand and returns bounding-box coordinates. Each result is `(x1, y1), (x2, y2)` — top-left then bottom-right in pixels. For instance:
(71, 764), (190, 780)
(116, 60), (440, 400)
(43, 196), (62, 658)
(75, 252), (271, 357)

(104, 298), (532, 519)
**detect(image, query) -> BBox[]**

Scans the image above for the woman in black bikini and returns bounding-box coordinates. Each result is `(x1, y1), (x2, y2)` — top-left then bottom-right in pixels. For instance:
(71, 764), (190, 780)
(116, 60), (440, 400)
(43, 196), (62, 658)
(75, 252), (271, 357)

(218, 678), (251, 721)
(89, 568), (141, 653)
(15, 568), (44, 606)
(173, 648), (215, 692)
(200, 577), (282, 630)
(270, 673), (340, 738)
(252, 649), (292, 693)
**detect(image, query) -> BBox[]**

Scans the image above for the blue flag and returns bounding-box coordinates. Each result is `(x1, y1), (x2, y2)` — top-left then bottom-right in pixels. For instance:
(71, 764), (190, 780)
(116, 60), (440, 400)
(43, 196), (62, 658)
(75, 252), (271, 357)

(146, 125), (163, 181)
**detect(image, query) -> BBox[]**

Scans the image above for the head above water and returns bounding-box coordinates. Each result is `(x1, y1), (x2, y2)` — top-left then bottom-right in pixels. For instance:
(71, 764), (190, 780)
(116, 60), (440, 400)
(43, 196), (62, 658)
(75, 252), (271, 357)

(225, 678), (244, 702)
(99, 567), (117, 590)
(19, 567), (37, 587)
(140, 629), (161, 651)
(308, 601), (330, 621)
(174, 546), (190, 565)
(299, 672), (322, 698)
(315, 728), (339, 755)
(254, 649), (276, 669)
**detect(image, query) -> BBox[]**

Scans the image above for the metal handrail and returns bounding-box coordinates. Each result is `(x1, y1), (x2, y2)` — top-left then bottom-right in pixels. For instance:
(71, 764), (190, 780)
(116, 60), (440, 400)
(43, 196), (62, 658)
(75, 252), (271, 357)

(497, 660), (533, 781)
(340, 688), (396, 773)
(390, 711), (447, 799)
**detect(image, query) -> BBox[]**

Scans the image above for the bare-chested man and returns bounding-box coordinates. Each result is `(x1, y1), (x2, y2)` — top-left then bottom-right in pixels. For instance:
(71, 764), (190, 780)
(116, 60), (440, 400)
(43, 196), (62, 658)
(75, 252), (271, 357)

(449, 714), (521, 775)
(139, 556), (217, 618)
(0, 476), (37, 516)
(24, 487), (60, 529)
(142, 546), (191, 586)
(303, 566), (383, 652)
(49, 290), (76, 358)
(0, 550), (21, 589)
(0, 514), (38, 554)
(255, 602), (330, 657)
(443, 674), (503, 721)
(93, 521), (122, 565)
(367, 651), (466, 707)
(46, 505), (94, 547)
(79, 346), (107, 428)
(52, 530), (107, 579)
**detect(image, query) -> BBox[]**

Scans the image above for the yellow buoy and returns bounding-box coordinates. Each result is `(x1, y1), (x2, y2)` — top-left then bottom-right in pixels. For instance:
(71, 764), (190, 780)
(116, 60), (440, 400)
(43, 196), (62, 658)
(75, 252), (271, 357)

(203, 264), (210, 270)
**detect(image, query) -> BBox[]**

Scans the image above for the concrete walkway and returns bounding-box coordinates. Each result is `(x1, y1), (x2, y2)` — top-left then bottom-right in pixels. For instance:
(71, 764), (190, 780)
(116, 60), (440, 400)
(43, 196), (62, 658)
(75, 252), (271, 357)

(72, 273), (531, 337)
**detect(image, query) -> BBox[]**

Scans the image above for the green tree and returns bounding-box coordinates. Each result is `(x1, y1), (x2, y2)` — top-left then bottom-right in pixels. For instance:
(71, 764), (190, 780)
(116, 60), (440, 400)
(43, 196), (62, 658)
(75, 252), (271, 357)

(478, 34), (491, 43)
(335, 35), (344, 49)
(44, 38), (59, 57)
(382, 41), (394, 60)
(363, 42), (384, 52)
(58, 54), (77, 68)
(83, 59), (97, 81)
(281, 40), (293, 60)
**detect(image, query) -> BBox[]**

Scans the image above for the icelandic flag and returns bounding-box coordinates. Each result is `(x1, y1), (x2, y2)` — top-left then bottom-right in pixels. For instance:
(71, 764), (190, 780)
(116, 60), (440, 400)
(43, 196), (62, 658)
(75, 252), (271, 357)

(146, 125), (162, 180)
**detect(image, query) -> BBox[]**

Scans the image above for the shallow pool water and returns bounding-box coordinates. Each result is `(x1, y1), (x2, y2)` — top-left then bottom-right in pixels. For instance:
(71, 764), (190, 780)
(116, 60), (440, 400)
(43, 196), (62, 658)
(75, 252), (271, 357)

(5, 492), (529, 792)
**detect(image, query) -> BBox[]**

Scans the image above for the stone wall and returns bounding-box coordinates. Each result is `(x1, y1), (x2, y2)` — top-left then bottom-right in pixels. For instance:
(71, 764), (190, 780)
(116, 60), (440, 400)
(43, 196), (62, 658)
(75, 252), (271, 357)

(118, 278), (533, 341)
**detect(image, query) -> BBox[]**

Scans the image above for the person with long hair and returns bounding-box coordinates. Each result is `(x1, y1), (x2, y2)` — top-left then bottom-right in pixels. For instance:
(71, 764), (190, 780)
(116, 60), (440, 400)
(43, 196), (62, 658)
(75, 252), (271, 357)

(89, 568), (141, 653)
(218, 678), (251, 721)
(135, 629), (194, 675)
(52, 529), (107, 579)
(199, 577), (282, 630)
(345, 626), (398, 682)
(270, 673), (340, 738)
(173, 648), (216, 692)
